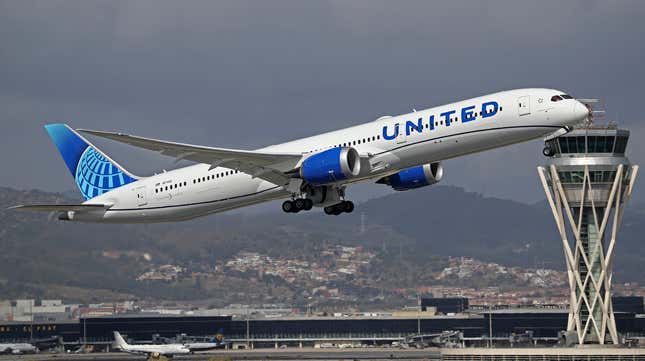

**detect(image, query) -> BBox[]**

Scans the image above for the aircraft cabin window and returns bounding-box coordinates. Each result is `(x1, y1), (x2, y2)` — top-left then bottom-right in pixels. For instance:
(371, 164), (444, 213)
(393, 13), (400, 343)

(551, 95), (563, 102)
(500, 107), (503, 111)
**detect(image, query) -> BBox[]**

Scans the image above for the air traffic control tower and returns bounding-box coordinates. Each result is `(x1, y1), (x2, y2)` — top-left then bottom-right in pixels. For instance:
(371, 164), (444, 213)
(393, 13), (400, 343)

(538, 123), (638, 345)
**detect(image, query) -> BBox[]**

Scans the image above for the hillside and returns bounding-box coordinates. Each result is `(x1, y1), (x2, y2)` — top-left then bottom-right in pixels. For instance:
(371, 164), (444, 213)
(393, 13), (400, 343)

(0, 185), (643, 305)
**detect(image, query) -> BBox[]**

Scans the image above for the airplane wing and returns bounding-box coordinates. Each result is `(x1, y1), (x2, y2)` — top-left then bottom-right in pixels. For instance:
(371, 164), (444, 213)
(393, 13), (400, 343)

(9, 204), (108, 212)
(78, 129), (303, 186)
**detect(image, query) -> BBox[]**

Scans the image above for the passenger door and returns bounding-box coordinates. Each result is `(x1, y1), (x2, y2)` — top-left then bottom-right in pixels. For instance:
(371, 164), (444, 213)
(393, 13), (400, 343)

(135, 185), (147, 207)
(518, 96), (530, 116)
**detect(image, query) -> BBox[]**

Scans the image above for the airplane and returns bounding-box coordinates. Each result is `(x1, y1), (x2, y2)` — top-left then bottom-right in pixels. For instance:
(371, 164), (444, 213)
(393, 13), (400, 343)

(112, 331), (190, 358)
(12, 88), (589, 222)
(180, 328), (229, 352)
(0, 342), (37, 354)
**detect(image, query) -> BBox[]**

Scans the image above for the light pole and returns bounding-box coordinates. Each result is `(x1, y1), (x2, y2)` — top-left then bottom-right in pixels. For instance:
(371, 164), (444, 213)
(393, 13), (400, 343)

(416, 293), (421, 343)
(488, 304), (492, 348)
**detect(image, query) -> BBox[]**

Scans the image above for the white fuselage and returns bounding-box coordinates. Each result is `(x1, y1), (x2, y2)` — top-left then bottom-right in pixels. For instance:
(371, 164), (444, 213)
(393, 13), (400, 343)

(0, 343), (37, 354)
(77, 88), (587, 222)
(119, 343), (190, 356)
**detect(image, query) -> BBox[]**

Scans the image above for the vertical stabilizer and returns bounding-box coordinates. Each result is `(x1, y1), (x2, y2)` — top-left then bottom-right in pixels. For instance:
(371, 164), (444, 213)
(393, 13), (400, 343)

(44, 124), (139, 200)
(113, 331), (128, 349)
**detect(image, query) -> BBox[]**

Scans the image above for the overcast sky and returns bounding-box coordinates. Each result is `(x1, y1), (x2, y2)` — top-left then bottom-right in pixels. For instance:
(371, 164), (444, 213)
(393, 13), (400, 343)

(1, 1), (644, 204)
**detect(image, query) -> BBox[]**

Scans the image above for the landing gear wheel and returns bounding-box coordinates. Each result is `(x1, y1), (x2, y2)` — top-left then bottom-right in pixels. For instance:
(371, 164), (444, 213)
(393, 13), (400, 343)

(344, 200), (354, 213)
(324, 201), (354, 215)
(543, 146), (555, 157)
(282, 200), (295, 213)
(303, 198), (313, 210)
(294, 198), (306, 211)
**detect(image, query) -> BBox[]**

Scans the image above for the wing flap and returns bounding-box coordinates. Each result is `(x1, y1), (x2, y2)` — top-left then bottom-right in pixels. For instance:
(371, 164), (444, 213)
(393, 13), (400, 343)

(78, 129), (303, 185)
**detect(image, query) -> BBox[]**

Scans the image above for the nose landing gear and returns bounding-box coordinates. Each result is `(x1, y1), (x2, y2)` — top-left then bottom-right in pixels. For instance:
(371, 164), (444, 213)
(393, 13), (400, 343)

(543, 146), (555, 157)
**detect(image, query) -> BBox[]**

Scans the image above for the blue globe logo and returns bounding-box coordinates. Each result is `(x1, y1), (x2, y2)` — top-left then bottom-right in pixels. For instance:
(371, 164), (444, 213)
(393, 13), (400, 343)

(74, 147), (135, 199)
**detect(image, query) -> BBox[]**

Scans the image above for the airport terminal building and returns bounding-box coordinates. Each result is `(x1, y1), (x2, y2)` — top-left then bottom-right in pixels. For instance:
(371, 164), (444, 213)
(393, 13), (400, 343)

(0, 297), (643, 348)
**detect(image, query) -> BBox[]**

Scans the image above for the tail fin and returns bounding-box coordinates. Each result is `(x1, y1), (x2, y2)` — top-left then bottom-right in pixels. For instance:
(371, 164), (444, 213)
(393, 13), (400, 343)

(44, 124), (139, 200)
(215, 328), (225, 342)
(113, 331), (128, 349)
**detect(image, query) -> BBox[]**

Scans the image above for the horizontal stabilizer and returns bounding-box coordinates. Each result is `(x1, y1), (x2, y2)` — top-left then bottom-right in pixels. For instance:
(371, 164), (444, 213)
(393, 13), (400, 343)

(9, 204), (109, 212)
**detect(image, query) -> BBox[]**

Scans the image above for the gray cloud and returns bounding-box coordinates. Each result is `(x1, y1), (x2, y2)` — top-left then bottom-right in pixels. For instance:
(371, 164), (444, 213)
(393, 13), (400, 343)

(1, 0), (644, 204)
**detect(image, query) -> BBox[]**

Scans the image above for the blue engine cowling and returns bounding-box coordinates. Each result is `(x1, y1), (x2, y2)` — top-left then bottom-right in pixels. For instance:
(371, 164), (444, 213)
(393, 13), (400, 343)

(376, 162), (443, 191)
(300, 147), (361, 185)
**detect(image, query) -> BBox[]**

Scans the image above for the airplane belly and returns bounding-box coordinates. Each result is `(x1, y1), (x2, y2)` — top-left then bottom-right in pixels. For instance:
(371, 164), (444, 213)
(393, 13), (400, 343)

(101, 177), (287, 223)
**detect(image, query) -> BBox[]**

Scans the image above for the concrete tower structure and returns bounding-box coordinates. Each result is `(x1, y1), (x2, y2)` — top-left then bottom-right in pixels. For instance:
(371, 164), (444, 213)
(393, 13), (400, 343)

(537, 123), (638, 345)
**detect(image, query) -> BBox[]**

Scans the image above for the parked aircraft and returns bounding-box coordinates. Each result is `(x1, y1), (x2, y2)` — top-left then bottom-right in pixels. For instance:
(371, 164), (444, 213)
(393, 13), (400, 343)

(113, 331), (189, 358)
(162, 329), (228, 352)
(0, 342), (37, 354)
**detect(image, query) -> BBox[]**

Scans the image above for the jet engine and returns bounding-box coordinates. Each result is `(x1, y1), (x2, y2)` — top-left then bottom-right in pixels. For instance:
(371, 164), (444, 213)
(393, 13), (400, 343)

(376, 162), (443, 191)
(300, 147), (361, 185)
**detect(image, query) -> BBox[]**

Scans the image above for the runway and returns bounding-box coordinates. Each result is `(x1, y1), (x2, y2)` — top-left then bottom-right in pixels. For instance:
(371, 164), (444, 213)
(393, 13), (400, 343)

(0, 348), (441, 361)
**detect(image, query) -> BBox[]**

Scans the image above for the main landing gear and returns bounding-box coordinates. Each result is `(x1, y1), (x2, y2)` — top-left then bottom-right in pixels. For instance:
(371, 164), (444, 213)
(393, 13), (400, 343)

(282, 198), (314, 213)
(281, 185), (353, 215)
(323, 201), (354, 216)
(281, 199), (354, 215)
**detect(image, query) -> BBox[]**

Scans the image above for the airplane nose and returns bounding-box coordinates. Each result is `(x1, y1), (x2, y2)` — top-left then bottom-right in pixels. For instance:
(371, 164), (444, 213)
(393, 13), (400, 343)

(572, 101), (589, 123)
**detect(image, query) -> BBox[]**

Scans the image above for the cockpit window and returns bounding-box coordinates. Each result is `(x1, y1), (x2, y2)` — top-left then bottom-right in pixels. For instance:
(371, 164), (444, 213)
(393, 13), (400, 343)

(561, 94), (573, 99)
(551, 95), (563, 102)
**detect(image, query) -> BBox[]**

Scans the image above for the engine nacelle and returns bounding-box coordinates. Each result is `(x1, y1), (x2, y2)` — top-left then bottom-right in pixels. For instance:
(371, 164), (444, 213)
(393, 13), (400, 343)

(376, 162), (443, 191)
(300, 147), (361, 185)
